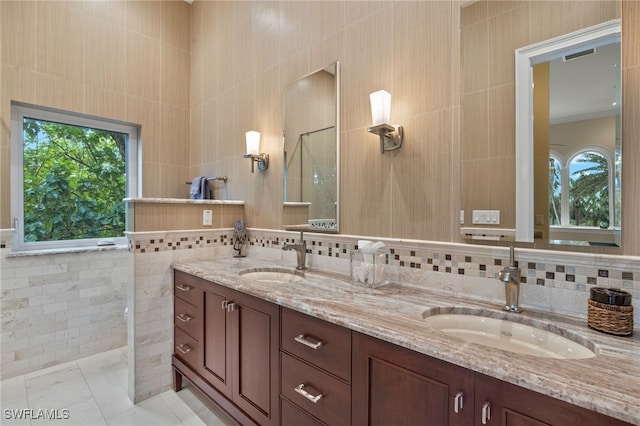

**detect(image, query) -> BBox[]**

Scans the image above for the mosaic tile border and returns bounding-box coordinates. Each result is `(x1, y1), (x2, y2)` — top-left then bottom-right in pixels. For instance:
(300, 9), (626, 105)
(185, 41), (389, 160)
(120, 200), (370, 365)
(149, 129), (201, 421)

(125, 229), (640, 298)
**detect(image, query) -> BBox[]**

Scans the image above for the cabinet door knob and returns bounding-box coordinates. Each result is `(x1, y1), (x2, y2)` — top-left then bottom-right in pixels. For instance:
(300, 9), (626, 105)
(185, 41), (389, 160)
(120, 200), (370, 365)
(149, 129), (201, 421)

(176, 344), (192, 354)
(176, 284), (192, 292)
(481, 401), (491, 424)
(294, 334), (324, 350)
(221, 300), (228, 310)
(176, 313), (193, 322)
(294, 383), (323, 404)
(454, 391), (464, 414)
(226, 302), (237, 312)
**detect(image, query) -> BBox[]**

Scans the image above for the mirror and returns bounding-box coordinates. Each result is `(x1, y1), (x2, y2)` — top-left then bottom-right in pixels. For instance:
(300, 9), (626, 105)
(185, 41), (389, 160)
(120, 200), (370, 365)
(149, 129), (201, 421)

(283, 62), (340, 232)
(515, 20), (621, 246)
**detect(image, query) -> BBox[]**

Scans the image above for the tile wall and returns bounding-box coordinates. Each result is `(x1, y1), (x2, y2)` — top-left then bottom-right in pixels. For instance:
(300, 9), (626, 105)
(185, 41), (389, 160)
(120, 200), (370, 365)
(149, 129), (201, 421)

(0, 1), (192, 229)
(0, 230), (129, 380)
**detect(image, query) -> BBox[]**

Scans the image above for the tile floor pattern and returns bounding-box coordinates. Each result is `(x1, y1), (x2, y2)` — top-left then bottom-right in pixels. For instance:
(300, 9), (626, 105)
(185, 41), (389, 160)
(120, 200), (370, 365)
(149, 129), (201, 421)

(0, 347), (236, 426)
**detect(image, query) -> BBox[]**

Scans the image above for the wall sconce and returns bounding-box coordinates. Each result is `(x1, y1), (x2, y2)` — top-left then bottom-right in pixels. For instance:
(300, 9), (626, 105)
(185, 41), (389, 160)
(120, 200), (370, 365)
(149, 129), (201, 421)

(367, 90), (404, 154)
(243, 131), (269, 173)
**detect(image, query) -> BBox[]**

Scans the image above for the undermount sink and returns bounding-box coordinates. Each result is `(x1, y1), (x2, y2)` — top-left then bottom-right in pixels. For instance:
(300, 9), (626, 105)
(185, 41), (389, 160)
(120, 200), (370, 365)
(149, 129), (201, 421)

(238, 268), (305, 283)
(423, 311), (596, 360)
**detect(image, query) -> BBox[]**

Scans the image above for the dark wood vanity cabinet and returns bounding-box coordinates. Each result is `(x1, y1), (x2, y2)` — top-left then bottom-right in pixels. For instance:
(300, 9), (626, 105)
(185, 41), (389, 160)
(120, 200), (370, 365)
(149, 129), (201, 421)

(172, 270), (631, 426)
(473, 374), (632, 426)
(172, 270), (280, 426)
(352, 332), (632, 426)
(352, 331), (475, 426)
(280, 307), (352, 426)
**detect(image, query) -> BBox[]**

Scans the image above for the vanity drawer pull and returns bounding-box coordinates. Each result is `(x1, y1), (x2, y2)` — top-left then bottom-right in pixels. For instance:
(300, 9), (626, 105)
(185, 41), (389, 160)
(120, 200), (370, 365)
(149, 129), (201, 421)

(481, 401), (491, 424)
(454, 391), (464, 414)
(295, 334), (324, 350)
(176, 313), (193, 322)
(176, 284), (192, 292)
(176, 344), (192, 354)
(294, 383), (323, 404)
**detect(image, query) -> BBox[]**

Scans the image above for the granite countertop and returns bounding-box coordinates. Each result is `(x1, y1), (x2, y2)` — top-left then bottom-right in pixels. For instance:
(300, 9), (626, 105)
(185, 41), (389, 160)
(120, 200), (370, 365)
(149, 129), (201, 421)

(172, 257), (640, 425)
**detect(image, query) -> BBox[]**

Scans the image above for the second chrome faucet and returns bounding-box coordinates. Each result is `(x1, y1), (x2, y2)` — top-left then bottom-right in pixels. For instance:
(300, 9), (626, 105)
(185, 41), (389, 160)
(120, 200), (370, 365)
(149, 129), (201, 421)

(282, 231), (307, 270)
(498, 246), (522, 312)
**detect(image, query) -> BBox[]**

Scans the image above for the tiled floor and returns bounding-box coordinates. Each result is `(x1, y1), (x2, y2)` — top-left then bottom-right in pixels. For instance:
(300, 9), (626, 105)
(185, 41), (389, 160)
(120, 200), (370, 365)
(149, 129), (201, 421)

(0, 347), (236, 426)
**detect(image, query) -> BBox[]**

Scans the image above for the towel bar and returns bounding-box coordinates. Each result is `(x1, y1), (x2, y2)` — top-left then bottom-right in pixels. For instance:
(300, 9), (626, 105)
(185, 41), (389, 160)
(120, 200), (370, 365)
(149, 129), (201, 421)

(186, 176), (228, 184)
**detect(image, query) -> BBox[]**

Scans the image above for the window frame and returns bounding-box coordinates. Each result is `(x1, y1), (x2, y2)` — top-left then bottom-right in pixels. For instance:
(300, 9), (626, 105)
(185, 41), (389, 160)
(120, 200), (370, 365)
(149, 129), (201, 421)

(10, 102), (141, 252)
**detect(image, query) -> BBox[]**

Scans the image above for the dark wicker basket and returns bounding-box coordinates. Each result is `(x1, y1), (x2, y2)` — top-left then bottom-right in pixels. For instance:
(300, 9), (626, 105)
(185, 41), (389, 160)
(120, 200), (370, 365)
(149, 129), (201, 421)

(587, 299), (634, 336)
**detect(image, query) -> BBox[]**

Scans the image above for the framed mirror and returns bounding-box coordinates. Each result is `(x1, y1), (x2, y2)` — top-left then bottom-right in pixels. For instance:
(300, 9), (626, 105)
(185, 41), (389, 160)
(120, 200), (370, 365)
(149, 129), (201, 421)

(282, 62), (340, 232)
(515, 20), (621, 246)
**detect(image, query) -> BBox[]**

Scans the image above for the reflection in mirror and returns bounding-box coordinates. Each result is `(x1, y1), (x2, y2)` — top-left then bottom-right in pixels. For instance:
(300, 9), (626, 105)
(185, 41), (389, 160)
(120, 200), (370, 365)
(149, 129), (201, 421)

(283, 62), (339, 232)
(515, 20), (621, 246)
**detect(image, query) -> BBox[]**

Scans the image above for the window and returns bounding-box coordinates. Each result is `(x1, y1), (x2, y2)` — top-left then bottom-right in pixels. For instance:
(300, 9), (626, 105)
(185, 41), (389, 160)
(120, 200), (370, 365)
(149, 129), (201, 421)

(548, 148), (612, 229)
(11, 103), (140, 251)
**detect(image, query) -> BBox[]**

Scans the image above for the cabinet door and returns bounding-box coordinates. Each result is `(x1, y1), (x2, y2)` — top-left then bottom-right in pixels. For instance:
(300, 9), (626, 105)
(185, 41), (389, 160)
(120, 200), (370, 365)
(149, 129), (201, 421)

(352, 332), (474, 426)
(201, 287), (232, 398)
(474, 374), (632, 426)
(230, 290), (280, 426)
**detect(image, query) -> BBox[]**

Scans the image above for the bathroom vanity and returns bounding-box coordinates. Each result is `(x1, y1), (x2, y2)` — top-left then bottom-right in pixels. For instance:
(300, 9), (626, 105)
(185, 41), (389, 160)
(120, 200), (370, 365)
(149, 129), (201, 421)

(171, 258), (638, 426)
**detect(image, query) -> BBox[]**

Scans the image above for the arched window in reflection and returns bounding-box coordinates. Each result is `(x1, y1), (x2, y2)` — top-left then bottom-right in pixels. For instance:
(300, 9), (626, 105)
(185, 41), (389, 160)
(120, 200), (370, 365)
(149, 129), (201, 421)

(569, 151), (610, 227)
(549, 149), (612, 229)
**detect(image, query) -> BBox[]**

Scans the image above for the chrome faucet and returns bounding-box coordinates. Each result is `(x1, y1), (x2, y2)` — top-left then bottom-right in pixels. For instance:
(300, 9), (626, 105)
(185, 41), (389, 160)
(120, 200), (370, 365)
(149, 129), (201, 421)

(282, 231), (307, 270)
(498, 246), (522, 312)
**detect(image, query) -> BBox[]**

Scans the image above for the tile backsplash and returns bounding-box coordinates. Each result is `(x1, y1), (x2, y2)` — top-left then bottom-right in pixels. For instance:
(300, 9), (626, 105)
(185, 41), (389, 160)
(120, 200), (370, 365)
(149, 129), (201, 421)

(126, 228), (640, 314)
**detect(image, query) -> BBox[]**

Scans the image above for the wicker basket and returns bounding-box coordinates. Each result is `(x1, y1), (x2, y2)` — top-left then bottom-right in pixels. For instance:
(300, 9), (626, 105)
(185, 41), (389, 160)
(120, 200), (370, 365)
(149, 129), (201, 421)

(587, 299), (634, 336)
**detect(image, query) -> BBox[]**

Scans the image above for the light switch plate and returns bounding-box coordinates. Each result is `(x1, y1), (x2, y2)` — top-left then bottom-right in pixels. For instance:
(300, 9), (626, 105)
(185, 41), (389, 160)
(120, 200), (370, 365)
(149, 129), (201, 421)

(472, 210), (500, 225)
(203, 210), (213, 225)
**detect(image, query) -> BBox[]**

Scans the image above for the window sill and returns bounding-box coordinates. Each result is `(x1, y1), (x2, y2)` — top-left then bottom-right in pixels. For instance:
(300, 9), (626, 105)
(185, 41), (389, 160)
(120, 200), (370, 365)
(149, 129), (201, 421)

(8, 244), (128, 258)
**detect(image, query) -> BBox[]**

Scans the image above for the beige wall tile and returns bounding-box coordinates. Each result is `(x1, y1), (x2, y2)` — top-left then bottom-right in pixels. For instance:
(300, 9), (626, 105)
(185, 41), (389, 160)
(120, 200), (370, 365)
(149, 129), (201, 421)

(35, 2), (84, 82)
(460, 19), (488, 94)
(487, 5), (529, 88)
(85, 0), (124, 26)
(84, 86), (126, 121)
(126, 1), (162, 39)
(127, 33), (161, 102)
(623, 0), (640, 68)
(35, 73), (84, 113)
(162, 1), (190, 52)
(1, 1), (36, 70)
(161, 44), (190, 108)
(159, 104), (189, 166)
(622, 66), (640, 255)
(85, 15), (126, 93)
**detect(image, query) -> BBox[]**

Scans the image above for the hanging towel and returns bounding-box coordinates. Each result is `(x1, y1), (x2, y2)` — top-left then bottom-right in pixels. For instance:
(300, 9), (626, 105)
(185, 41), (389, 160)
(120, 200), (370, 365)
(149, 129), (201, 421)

(190, 176), (205, 199)
(200, 176), (210, 200)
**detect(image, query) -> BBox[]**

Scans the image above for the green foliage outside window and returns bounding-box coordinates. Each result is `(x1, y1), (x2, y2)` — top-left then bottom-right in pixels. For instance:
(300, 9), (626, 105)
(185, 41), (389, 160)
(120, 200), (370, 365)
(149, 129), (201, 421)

(22, 118), (126, 242)
(569, 152), (609, 228)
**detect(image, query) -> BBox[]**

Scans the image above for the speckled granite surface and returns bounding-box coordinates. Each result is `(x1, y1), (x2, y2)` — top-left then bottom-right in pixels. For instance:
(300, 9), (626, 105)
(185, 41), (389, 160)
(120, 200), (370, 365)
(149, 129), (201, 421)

(172, 257), (640, 425)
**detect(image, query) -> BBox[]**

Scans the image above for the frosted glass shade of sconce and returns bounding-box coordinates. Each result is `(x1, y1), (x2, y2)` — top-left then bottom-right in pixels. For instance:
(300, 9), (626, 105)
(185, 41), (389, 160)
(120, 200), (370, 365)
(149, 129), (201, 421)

(245, 131), (261, 155)
(369, 90), (391, 125)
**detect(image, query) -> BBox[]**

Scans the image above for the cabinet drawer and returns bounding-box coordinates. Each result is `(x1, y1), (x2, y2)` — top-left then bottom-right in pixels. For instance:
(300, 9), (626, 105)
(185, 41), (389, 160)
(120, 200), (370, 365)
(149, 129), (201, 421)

(281, 353), (350, 426)
(174, 270), (202, 306)
(281, 308), (351, 382)
(174, 327), (199, 370)
(174, 298), (201, 340)
(281, 397), (323, 426)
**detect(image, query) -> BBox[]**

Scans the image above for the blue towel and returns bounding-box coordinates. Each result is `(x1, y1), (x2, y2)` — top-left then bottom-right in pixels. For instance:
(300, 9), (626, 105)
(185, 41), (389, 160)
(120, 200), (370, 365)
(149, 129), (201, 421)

(200, 176), (210, 199)
(190, 176), (205, 199)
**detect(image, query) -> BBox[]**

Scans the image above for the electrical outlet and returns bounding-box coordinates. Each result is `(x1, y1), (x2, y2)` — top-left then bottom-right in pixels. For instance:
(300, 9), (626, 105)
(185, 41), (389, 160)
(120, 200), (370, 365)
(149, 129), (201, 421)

(472, 210), (500, 225)
(203, 210), (213, 225)
(536, 214), (545, 225)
